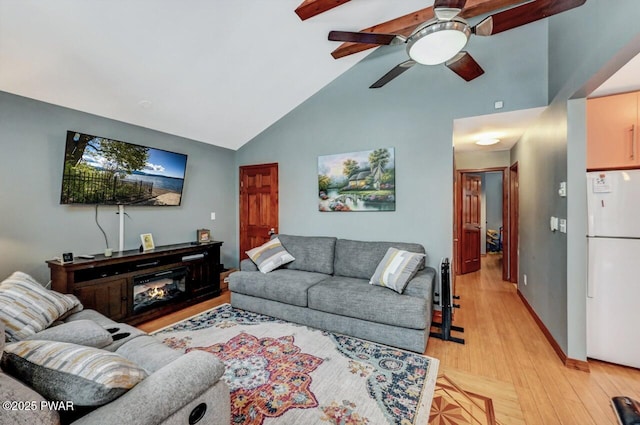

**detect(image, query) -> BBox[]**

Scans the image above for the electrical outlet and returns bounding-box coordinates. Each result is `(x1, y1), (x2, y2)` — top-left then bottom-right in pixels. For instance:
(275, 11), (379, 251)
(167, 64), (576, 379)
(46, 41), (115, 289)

(210, 212), (216, 220)
(523, 274), (527, 286)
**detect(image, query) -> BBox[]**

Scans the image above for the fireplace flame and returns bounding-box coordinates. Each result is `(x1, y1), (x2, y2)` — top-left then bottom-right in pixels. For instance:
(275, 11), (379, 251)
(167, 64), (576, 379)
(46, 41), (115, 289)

(148, 287), (166, 299)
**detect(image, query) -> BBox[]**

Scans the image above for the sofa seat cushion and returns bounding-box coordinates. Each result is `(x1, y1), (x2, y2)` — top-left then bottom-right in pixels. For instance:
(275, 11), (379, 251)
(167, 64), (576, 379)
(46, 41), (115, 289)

(307, 276), (429, 329)
(277, 235), (337, 275)
(0, 372), (60, 425)
(229, 269), (329, 307)
(333, 239), (426, 280)
(116, 335), (183, 373)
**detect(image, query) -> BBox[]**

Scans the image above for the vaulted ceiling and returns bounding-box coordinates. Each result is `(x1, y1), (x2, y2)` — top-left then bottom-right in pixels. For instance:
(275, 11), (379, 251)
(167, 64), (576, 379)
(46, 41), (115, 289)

(3, 1), (625, 152)
(0, 0), (427, 150)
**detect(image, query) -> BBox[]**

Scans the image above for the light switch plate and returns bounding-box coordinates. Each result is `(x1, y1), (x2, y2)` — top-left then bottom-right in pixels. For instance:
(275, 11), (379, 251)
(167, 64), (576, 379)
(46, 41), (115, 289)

(559, 182), (567, 197)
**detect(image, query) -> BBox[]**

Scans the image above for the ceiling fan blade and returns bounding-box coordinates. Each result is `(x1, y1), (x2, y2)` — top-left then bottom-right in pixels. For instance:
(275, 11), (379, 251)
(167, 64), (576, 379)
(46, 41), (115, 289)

(295, 0), (351, 21)
(434, 0), (467, 20)
(328, 31), (405, 46)
(446, 52), (484, 81)
(473, 0), (586, 36)
(370, 60), (416, 89)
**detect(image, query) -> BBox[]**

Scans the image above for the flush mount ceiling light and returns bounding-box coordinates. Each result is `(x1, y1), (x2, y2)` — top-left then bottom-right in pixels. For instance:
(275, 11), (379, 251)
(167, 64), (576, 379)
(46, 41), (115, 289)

(475, 138), (500, 146)
(406, 19), (471, 65)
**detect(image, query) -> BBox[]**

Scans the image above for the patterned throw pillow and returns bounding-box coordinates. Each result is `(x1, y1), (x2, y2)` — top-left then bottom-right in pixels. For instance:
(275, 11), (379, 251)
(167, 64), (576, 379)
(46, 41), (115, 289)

(369, 247), (426, 294)
(1, 340), (148, 406)
(0, 272), (81, 342)
(246, 237), (295, 273)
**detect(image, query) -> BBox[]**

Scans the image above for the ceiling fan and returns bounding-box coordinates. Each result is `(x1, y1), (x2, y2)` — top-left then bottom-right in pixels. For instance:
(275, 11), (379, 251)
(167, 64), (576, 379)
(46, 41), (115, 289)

(328, 0), (586, 88)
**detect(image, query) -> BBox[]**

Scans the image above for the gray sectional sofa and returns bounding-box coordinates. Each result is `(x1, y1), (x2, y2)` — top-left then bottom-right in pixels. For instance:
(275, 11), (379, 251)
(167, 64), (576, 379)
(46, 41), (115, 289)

(229, 235), (436, 353)
(1, 301), (230, 425)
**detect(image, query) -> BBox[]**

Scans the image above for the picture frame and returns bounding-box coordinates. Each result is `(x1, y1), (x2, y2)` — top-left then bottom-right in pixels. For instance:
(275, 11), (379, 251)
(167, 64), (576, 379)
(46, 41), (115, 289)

(140, 233), (155, 251)
(197, 228), (211, 243)
(318, 147), (395, 212)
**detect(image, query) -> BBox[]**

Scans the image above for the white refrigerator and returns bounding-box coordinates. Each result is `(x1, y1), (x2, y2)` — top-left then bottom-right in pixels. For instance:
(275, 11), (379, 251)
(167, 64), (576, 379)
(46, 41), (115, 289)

(586, 169), (640, 368)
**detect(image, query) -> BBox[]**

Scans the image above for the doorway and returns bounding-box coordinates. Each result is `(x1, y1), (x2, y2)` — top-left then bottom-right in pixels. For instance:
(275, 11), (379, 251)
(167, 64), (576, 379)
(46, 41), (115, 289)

(508, 162), (519, 283)
(455, 167), (511, 279)
(239, 163), (279, 260)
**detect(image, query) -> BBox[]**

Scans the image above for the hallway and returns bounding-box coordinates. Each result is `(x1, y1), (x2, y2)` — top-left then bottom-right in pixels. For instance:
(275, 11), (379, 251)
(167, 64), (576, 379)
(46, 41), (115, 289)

(427, 256), (640, 424)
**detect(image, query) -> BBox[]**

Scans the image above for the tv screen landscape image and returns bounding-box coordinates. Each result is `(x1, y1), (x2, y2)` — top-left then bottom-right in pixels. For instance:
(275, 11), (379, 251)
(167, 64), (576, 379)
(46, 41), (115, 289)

(60, 131), (188, 206)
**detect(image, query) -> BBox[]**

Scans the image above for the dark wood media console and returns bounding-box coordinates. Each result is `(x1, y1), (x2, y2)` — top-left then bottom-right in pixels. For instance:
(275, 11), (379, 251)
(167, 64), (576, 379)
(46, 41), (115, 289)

(47, 241), (223, 325)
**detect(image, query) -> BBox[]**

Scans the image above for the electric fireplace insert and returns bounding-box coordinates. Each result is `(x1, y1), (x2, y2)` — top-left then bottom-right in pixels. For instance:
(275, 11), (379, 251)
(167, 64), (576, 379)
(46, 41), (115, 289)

(132, 267), (187, 314)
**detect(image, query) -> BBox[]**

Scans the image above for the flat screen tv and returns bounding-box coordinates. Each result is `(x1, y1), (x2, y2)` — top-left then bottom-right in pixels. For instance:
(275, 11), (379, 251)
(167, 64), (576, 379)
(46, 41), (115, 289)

(60, 131), (188, 206)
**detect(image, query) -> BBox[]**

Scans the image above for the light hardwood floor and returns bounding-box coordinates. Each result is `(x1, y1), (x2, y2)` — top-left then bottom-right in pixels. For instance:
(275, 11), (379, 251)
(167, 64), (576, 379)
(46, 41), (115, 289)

(139, 256), (640, 424)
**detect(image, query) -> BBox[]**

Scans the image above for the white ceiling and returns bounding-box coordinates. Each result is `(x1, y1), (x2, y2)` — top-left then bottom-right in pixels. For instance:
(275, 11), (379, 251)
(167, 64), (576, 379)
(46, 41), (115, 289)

(3, 2), (637, 154)
(0, 0), (427, 151)
(589, 51), (640, 98)
(453, 49), (640, 153)
(453, 107), (546, 152)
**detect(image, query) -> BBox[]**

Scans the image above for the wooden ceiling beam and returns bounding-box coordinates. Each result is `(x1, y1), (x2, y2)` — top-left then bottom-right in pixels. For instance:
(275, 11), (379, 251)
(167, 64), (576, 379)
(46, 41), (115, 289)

(295, 0), (351, 21)
(330, 0), (527, 59)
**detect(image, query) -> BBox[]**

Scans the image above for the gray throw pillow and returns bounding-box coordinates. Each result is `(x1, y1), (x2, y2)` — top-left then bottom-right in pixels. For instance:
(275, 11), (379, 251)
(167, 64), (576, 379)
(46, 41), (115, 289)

(0, 271), (80, 342)
(1, 340), (147, 406)
(246, 237), (295, 273)
(369, 247), (425, 294)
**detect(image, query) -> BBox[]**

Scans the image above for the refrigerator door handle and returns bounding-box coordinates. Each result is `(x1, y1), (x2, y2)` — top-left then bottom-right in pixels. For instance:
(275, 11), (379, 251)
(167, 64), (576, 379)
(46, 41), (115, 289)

(587, 240), (595, 298)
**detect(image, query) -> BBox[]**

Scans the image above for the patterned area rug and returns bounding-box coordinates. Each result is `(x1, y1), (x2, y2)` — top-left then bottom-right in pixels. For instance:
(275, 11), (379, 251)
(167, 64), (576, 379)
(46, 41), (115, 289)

(153, 304), (439, 425)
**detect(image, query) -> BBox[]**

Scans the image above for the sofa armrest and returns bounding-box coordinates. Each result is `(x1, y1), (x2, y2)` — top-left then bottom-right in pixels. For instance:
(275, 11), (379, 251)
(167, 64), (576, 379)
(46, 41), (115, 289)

(240, 258), (258, 271)
(403, 267), (436, 302)
(74, 350), (226, 425)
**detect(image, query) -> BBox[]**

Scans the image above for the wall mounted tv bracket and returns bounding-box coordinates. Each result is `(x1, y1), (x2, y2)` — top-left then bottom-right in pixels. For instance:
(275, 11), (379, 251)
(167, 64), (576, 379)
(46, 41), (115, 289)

(430, 258), (465, 344)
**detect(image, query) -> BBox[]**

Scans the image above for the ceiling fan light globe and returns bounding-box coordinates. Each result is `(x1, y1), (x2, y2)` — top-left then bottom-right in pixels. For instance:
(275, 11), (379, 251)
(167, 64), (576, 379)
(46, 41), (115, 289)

(407, 21), (470, 65)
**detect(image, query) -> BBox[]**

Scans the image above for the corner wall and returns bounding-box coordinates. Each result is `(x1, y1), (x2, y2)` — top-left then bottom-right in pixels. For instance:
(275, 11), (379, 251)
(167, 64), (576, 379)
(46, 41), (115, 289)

(234, 21), (549, 271)
(512, 0), (640, 359)
(511, 102), (569, 352)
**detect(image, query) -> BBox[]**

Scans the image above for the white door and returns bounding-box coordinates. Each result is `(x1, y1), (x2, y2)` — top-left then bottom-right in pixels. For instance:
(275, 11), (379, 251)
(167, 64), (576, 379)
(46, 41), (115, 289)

(587, 170), (640, 237)
(587, 237), (640, 368)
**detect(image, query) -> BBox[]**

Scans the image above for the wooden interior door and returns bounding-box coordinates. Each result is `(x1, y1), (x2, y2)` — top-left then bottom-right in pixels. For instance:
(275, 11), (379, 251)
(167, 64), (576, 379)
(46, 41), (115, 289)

(508, 162), (519, 283)
(461, 173), (482, 274)
(239, 163), (279, 260)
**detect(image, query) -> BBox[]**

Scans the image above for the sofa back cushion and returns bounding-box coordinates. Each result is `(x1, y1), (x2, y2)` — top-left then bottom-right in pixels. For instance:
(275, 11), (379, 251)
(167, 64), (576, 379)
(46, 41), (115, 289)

(334, 239), (426, 279)
(276, 235), (337, 275)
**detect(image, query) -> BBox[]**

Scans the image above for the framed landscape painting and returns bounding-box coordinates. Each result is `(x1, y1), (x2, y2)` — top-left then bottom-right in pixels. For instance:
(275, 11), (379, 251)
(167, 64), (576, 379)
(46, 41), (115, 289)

(318, 147), (395, 212)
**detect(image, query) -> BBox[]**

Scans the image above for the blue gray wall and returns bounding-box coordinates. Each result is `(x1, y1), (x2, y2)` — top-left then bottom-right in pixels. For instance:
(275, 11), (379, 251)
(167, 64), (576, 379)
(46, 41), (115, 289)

(512, 0), (640, 359)
(235, 21), (549, 273)
(455, 150), (510, 170)
(511, 102), (570, 351)
(0, 92), (237, 283)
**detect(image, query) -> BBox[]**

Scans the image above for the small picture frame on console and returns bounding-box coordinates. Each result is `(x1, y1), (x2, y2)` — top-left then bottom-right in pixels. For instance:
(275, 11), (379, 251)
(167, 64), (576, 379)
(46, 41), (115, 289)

(140, 233), (155, 251)
(197, 228), (211, 243)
